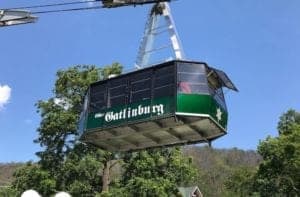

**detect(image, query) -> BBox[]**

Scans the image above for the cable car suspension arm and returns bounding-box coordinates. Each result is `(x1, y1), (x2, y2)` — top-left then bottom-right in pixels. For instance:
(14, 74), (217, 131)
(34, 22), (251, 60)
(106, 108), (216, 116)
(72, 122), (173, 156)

(135, 2), (185, 68)
(0, 9), (37, 27)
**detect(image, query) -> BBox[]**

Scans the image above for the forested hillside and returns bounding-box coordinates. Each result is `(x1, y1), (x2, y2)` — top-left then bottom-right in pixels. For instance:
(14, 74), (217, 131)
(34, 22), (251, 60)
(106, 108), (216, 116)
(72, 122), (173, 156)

(0, 147), (261, 194)
(0, 163), (24, 186)
(184, 146), (262, 196)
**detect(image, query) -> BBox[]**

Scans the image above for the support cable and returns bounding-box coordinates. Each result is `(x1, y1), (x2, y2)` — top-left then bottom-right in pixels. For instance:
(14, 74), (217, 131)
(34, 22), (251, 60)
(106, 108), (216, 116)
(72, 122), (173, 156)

(4, 0), (99, 10)
(3, 0), (178, 15)
(32, 6), (103, 15)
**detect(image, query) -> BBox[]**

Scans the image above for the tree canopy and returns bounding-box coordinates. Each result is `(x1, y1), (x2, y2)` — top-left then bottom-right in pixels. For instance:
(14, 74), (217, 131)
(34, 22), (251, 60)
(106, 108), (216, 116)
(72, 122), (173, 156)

(10, 63), (198, 196)
(225, 109), (300, 196)
(120, 148), (198, 196)
(254, 110), (300, 196)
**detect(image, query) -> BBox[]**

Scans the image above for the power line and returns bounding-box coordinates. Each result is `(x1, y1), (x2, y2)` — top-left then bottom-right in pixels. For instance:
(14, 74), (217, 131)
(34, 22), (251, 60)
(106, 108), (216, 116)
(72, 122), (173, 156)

(5, 0), (100, 10)
(32, 6), (103, 14)
(3, 0), (176, 15)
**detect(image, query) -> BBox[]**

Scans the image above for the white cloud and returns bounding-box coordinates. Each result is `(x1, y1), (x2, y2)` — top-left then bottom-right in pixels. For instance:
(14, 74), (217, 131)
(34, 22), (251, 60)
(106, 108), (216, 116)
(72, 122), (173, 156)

(0, 84), (11, 109)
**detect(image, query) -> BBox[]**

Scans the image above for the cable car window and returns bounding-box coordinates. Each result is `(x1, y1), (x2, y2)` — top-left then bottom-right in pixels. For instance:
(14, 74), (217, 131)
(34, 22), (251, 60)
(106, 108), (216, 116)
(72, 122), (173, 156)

(109, 77), (127, 87)
(153, 64), (175, 98)
(131, 70), (152, 82)
(178, 73), (206, 84)
(90, 101), (106, 112)
(129, 70), (152, 103)
(209, 87), (226, 109)
(91, 83), (106, 94)
(89, 83), (107, 112)
(90, 92), (105, 103)
(131, 89), (151, 103)
(107, 77), (128, 107)
(177, 63), (208, 94)
(155, 65), (174, 75)
(110, 96), (126, 107)
(109, 85), (127, 97)
(207, 70), (226, 109)
(131, 79), (151, 91)
(154, 74), (174, 87)
(189, 84), (210, 93)
(177, 63), (206, 74)
(154, 85), (174, 98)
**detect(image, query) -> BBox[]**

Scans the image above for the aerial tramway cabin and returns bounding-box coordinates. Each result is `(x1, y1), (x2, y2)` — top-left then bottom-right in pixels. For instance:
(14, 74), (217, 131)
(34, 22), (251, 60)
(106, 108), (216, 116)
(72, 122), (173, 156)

(79, 60), (237, 151)
(1, 0), (237, 152)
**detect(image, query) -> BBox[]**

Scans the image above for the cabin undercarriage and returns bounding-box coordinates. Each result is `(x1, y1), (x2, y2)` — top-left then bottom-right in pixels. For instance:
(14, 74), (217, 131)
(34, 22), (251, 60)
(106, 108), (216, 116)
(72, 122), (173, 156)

(81, 114), (225, 151)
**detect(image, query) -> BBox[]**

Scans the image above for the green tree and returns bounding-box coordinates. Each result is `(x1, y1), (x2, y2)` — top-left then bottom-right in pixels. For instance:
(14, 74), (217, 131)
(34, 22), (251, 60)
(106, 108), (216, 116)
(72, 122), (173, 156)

(277, 109), (300, 135)
(120, 147), (198, 197)
(35, 65), (101, 175)
(58, 144), (104, 196)
(0, 186), (18, 197)
(12, 162), (56, 196)
(254, 125), (300, 196)
(252, 110), (300, 196)
(225, 167), (257, 197)
(225, 110), (300, 196)
(12, 63), (123, 196)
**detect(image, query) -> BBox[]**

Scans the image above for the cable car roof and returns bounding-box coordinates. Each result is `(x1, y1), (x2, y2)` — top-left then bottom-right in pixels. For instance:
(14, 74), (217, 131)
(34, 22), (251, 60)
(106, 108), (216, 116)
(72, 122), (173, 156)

(90, 60), (238, 92)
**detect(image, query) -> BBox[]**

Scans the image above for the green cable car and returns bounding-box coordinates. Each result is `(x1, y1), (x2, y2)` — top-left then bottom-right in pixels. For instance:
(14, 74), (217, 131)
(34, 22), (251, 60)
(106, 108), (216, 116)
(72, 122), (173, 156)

(78, 60), (237, 151)
(77, 1), (237, 151)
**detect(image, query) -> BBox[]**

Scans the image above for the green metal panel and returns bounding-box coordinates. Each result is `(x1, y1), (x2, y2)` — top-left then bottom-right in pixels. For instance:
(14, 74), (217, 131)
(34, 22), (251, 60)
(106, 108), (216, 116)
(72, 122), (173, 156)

(86, 96), (175, 131)
(176, 93), (228, 129)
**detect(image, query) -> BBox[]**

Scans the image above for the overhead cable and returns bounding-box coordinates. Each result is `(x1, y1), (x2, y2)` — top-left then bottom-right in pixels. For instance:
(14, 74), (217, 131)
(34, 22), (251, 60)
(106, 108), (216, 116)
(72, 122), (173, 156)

(5, 0), (99, 10)
(4, 0), (178, 15)
(32, 6), (103, 14)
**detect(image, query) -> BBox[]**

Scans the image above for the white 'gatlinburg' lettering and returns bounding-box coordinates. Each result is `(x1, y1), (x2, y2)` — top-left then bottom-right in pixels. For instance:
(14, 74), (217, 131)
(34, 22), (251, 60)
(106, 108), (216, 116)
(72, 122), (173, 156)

(103, 104), (165, 123)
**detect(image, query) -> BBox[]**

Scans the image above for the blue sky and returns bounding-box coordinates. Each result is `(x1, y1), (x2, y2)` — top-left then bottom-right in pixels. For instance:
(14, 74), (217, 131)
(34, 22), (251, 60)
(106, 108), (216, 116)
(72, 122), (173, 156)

(0, 0), (299, 162)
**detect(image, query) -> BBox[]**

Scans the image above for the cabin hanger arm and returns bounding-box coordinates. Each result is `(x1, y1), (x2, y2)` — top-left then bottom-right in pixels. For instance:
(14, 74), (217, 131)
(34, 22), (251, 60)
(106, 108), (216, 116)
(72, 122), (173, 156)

(0, 9), (37, 27)
(135, 2), (185, 68)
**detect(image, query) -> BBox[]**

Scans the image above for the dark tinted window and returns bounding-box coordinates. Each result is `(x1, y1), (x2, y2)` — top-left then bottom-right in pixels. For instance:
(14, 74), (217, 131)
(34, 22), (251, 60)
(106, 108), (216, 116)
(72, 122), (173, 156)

(108, 77), (128, 107)
(110, 96), (126, 106)
(154, 74), (174, 88)
(131, 80), (151, 91)
(131, 70), (152, 82)
(89, 83), (107, 112)
(155, 65), (174, 75)
(88, 63), (176, 108)
(153, 65), (175, 98)
(177, 63), (209, 94)
(178, 73), (206, 84)
(110, 77), (127, 87)
(131, 90), (151, 103)
(154, 85), (174, 98)
(130, 70), (152, 103)
(177, 63), (205, 74)
(91, 83), (106, 94)
(206, 68), (227, 109)
(110, 85), (127, 97)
